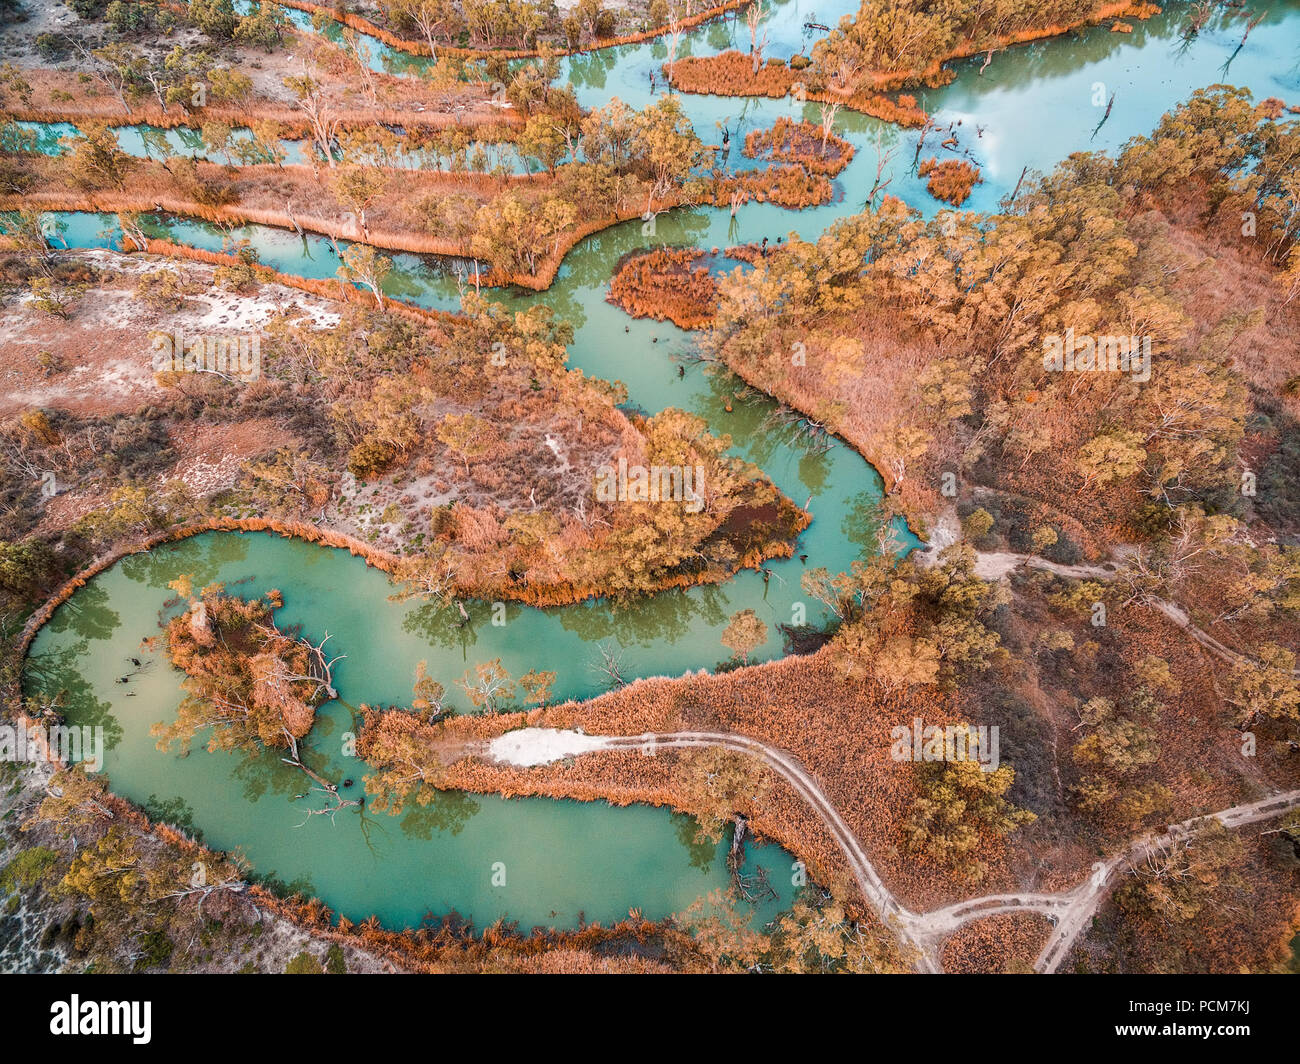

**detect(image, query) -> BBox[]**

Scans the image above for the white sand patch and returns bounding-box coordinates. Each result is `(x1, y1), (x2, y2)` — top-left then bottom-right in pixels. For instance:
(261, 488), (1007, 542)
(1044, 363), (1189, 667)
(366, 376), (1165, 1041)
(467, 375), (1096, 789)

(67, 249), (342, 330)
(543, 432), (571, 472)
(914, 506), (960, 568)
(188, 289), (340, 331)
(486, 727), (613, 767)
(165, 451), (248, 496)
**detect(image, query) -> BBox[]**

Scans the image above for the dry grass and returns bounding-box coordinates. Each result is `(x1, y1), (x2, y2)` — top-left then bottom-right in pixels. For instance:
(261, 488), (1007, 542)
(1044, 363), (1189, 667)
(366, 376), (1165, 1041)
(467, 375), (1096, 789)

(607, 247), (717, 330)
(940, 912), (1053, 972)
(743, 117), (856, 177)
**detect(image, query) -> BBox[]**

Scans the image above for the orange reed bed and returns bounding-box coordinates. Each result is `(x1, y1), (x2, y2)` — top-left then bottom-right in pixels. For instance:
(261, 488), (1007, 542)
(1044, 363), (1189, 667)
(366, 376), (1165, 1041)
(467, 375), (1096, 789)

(919, 157), (982, 205)
(607, 247), (717, 330)
(707, 165), (835, 209)
(743, 117), (855, 178)
(666, 53), (929, 128)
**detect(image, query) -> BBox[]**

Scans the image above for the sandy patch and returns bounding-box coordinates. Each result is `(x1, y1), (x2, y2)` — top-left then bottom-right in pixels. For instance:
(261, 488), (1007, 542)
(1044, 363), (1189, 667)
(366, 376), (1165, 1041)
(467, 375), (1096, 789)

(164, 418), (296, 497)
(1, 249), (338, 418)
(486, 727), (615, 767)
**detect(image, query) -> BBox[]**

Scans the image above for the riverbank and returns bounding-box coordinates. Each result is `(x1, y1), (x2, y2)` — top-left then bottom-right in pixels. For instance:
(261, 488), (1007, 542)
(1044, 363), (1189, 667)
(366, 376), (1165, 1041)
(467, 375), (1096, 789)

(273, 0), (752, 60)
(663, 0), (1160, 124)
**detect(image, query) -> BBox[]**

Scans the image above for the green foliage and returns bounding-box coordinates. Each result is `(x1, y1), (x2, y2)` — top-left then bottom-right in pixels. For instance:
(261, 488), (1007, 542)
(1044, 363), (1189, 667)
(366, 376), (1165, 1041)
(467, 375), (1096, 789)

(1224, 643), (1300, 737)
(0, 847), (59, 892)
(961, 507), (994, 543)
(285, 950), (324, 973)
(1116, 821), (1247, 925)
(1070, 687), (1171, 827)
(347, 438), (399, 479)
(187, 0), (237, 39)
(904, 759), (1035, 883)
(0, 537), (55, 595)
(134, 929), (174, 971)
(60, 124), (134, 191)
(721, 608), (767, 663)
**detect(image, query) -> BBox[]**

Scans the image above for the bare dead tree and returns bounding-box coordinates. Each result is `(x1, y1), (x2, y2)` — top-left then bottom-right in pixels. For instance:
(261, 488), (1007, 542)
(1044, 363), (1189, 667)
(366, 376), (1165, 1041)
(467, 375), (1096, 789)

(159, 878), (248, 914)
(67, 38), (134, 115)
(911, 117), (936, 173)
(747, 0), (769, 74)
(666, 8), (683, 83)
(590, 641), (627, 689)
(340, 28), (379, 104)
(867, 132), (897, 209)
(818, 100), (841, 155)
(287, 66), (342, 172)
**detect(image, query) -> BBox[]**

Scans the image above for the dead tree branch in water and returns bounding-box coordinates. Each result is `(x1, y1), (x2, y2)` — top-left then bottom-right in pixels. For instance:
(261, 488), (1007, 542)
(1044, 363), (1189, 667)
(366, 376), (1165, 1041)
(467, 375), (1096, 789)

(591, 641), (627, 689)
(760, 404), (833, 455)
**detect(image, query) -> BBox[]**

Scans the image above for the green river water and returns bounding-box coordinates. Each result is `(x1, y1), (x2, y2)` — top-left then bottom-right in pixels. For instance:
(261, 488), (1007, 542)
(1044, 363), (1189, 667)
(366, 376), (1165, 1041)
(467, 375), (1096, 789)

(17, 0), (1300, 933)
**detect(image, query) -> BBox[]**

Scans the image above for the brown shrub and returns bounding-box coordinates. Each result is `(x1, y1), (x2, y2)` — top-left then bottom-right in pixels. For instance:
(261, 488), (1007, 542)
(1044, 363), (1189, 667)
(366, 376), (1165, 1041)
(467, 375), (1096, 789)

(918, 157), (983, 206)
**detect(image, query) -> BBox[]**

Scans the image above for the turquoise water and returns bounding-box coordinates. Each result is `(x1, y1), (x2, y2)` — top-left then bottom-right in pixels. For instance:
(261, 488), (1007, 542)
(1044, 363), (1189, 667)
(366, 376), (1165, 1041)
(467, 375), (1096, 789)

(24, 530), (798, 930)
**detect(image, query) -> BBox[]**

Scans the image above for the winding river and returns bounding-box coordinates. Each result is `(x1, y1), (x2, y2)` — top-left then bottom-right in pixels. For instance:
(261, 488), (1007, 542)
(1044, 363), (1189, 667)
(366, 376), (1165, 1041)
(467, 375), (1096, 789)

(19, 0), (1300, 932)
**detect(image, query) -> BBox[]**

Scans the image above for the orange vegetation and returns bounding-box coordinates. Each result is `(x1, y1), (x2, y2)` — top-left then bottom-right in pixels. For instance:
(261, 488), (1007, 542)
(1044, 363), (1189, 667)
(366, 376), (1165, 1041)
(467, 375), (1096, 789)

(918, 157), (983, 205)
(665, 52), (929, 127)
(941, 913), (1053, 972)
(6, 99), (519, 137)
(706, 165), (834, 210)
(607, 247), (717, 330)
(275, 0), (751, 59)
(8, 60), (519, 132)
(848, 1), (1161, 91)
(258, 883), (684, 972)
(158, 587), (323, 753)
(0, 153), (667, 291)
(743, 117), (856, 177)
(667, 2), (1157, 121)
(1084, 831), (1300, 974)
(362, 646), (1018, 914)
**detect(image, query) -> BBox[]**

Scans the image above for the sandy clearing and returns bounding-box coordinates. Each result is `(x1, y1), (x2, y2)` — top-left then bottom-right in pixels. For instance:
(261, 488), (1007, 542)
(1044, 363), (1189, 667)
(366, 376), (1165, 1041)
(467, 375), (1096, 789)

(0, 249), (339, 417)
(485, 727), (615, 766)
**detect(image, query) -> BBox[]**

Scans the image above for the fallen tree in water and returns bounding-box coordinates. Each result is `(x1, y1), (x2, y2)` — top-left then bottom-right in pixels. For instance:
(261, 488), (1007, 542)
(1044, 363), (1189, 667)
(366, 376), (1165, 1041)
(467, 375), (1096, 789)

(153, 578), (358, 818)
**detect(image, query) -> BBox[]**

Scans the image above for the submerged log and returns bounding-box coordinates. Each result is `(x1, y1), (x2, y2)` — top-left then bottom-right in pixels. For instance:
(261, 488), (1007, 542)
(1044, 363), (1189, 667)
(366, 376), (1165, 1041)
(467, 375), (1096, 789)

(728, 812), (749, 873)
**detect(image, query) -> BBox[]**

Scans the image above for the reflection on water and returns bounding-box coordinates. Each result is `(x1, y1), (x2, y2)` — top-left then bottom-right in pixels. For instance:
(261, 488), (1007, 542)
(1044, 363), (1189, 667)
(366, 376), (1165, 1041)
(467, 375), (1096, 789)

(24, 532), (797, 930)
